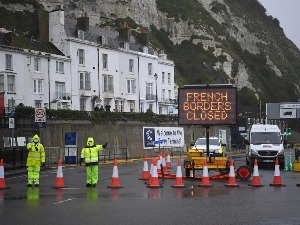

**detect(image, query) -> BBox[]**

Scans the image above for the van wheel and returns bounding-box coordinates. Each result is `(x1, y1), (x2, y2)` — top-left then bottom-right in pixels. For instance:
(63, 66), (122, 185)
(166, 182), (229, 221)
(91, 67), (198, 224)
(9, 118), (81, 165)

(236, 166), (252, 181)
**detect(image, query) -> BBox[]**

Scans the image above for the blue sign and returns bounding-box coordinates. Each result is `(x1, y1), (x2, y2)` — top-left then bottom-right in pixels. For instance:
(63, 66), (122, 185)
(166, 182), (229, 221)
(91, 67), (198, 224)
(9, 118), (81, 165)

(65, 132), (77, 146)
(143, 128), (155, 148)
(154, 140), (166, 144)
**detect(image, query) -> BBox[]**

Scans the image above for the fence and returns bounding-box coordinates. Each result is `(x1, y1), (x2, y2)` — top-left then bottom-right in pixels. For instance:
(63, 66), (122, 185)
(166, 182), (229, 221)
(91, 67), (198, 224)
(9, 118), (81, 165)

(0, 147), (27, 166)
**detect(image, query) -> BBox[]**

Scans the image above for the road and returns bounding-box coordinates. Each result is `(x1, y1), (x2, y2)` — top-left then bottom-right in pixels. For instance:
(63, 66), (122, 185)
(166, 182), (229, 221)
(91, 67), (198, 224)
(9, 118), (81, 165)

(1, 154), (300, 225)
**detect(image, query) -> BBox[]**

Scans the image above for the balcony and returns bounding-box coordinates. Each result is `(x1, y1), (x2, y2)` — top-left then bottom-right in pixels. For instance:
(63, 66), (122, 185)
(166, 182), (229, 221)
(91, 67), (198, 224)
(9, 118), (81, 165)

(158, 98), (177, 104)
(53, 92), (72, 101)
(146, 94), (157, 101)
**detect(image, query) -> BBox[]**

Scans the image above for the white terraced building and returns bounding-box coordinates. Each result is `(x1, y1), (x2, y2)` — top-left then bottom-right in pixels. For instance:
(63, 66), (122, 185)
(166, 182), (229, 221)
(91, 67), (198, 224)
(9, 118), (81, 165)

(0, 8), (176, 114)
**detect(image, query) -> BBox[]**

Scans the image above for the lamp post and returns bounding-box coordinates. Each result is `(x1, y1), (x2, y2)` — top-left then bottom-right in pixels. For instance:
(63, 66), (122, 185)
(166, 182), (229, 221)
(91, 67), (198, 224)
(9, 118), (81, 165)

(154, 73), (158, 114)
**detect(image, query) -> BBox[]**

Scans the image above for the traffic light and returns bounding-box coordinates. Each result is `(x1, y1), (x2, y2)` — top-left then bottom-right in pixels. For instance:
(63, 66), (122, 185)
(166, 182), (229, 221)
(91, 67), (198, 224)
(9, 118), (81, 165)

(283, 128), (292, 135)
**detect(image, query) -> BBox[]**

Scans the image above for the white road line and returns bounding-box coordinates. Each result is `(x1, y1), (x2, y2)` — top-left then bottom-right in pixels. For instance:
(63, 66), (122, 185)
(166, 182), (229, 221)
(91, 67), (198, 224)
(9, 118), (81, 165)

(53, 198), (74, 205)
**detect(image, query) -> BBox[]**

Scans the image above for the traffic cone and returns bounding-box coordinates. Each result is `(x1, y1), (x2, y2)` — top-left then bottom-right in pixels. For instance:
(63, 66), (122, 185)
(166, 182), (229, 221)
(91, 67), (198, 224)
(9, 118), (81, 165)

(166, 151), (172, 169)
(157, 155), (161, 174)
(162, 153), (168, 175)
(52, 159), (65, 189)
(198, 160), (212, 188)
(147, 158), (162, 188)
(107, 159), (123, 189)
(249, 159), (263, 187)
(171, 159), (186, 188)
(139, 155), (149, 180)
(225, 160), (239, 187)
(0, 159), (9, 190)
(146, 158), (154, 185)
(270, 158), (285, 187)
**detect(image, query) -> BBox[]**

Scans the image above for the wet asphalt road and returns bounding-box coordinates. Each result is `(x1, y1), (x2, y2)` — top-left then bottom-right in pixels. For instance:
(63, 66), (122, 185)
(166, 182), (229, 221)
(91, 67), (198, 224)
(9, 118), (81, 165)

(1, 154), (300, 225)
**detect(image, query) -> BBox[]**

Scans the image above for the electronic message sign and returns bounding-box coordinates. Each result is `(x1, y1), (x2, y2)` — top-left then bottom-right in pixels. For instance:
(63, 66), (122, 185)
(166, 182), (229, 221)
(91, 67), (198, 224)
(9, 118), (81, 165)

(178, 86), (237, 125)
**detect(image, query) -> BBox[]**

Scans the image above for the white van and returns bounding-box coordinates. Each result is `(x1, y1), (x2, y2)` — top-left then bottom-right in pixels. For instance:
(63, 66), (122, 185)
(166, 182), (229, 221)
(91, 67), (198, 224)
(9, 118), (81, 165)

(245, 124), (285, 168)
(192, 137), (222, 155)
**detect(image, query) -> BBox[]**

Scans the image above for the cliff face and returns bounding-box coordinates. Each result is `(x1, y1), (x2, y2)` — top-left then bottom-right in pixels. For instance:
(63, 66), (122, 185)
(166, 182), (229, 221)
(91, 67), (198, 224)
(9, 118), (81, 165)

(1, 0), (300, 114)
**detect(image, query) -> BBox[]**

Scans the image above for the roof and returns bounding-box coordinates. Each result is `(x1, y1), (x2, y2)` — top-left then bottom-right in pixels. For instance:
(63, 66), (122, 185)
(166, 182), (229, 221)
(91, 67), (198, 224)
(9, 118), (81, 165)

(0, 31), (65, 56)
(64, 19), (154, 55)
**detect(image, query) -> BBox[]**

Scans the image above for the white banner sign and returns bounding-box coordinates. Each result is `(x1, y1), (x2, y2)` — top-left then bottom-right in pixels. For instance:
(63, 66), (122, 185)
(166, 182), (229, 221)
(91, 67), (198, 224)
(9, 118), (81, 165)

(280, 108), (296, 118)
(143, 127), (184, 149)
(280, 104), (300, 109)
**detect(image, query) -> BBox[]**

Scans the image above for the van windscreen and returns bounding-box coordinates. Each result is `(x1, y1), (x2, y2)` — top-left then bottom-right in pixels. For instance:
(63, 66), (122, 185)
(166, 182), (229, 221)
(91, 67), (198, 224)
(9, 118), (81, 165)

(251, 132), (281, 145)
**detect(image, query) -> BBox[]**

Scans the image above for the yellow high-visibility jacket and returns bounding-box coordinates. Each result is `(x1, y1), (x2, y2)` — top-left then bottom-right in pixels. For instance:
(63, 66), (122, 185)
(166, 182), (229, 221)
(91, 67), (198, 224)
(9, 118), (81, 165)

(81, 137), (103, 166)
(26, 134), (45, 166)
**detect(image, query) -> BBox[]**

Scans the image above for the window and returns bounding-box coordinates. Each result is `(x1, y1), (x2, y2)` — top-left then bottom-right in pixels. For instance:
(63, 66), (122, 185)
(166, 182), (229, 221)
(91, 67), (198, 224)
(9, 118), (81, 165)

(148, 63), (152, 76)
(162, 72), (165, 83)
(140, 102), (144, 113)
(33, 79), (43, 94)
(78, 49), (85, 65)
(102, 54), (108, 69)
(129, 59), (134, 73)
(148, 103), (153, 112)
(5, 54), (12, 70)
(7, 75), (15, 93)
(35, 100), (42, 108)
(162, 89), (165, 101)
(34, 57), (41, 72)
(146, 83), (153, 100)
(79, 72), (91, 90)
(55, 82), (65, 99)
(56, 61), (64, 73)
(168, 73), (171, 84)
(80, 98), (86, 111)
(130, 102), (135, 112)
(78, 30), (84, 40)
(127, 79), (136, 94)
(100, 36), (108, 45)
(0, 74), (4, 92)
(103, 75), (114, 92)
(168, 90), (171, 100)
(120, 101), (124, 112)
(8, 98), (14, 108)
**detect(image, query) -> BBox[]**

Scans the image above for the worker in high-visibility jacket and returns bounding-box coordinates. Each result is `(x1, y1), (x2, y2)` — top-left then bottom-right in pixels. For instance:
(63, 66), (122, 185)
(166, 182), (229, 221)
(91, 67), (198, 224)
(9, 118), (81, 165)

(26, 134), (45, 187)
(80, 137), (107, 187)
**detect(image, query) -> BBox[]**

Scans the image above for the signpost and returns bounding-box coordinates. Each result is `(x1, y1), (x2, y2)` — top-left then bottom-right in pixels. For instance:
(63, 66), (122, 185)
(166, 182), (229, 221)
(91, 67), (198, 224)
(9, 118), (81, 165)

(178, 85), (237, 156)
(178, 86), (237, 125)
(35, 108), (46, 128)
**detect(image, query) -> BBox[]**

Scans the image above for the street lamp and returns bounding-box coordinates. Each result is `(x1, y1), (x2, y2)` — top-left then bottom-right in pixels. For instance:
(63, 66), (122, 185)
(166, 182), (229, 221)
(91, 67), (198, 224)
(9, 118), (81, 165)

(154, 73), (158, 114)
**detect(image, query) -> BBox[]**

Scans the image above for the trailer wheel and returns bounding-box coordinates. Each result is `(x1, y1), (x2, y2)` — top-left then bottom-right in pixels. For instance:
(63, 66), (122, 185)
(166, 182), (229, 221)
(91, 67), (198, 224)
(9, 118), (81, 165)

(236, 166), (252, 181)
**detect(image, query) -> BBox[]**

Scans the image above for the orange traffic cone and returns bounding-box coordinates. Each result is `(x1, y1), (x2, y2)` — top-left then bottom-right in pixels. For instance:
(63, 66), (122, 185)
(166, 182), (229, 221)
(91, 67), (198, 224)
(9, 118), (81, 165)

(0, 159), (9, 190)
(139, 155), (149, 180)
(52, 159), (65, 189)
(171, 159), (186, 188)
(107, 160), (123, 189)
(166, 151), (172, 169)
(249, 159), (263, 187)
(157, 155), (162, 174)
(162, 153), (169, 175)
(270, 158), (285, 187)
(198, 160), (212, 188)
(225, 160), (239, 187)
(147, 158), (162, 188)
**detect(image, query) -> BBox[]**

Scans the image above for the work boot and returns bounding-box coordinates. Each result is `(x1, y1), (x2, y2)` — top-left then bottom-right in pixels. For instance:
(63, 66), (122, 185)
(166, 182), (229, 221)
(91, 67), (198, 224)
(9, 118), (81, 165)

(27, 184), (32, 187)
(86, 183), (92, 187)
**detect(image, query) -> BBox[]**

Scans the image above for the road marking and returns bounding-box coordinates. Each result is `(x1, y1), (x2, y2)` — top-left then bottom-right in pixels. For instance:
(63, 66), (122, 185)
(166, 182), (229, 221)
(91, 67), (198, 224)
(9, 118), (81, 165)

(53, 198), (74, 205)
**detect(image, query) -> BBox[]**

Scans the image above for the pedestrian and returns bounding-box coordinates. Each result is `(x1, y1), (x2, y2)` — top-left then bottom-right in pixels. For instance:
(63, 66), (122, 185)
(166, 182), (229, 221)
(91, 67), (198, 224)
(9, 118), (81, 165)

(94, 105), (100, 111)
(80, 137), (107, 187)
(26, 134), (45, 187)
(99, 105), (104, 111)
(105, 104), (111, 112)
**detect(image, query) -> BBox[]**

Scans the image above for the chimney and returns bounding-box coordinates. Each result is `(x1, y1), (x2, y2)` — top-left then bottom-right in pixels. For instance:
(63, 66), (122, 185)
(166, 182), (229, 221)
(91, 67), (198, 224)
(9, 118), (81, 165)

(118, 22), (131, 42)
(4, 32), (16, 46)
(34, 9), (49, 42)
(137, 27), (149, 46)
(77, 12), (89, 31)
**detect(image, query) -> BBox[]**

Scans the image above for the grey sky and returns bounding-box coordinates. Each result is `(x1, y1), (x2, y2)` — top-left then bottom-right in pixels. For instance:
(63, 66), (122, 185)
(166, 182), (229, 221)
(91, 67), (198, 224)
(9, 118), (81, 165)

(259, 0), (300, 49)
